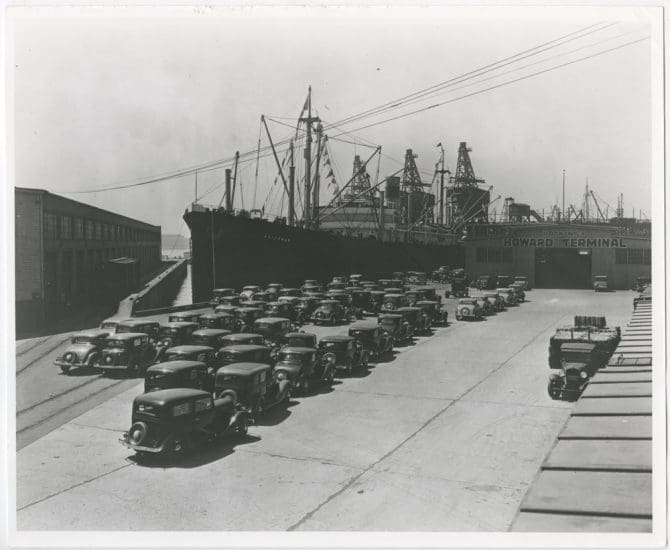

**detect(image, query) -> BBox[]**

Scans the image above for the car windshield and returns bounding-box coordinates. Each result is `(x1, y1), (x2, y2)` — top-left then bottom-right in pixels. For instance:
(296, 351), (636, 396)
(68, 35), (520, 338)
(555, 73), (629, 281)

(595, 276), (608, 282)
(255, 322), (275, 330)
(106, 339), (127, 348)
(160, 327), (180, 336)
(71, 336), (94, 344)
(100, 322), (117, 329)
(319, 303), (335, 311)
(563, 352), (590, 363)
(115, 326), (133, 333)
(147, 372), (170, 381)
(279, 353), (304, 363)
(380, 318), (397, 326)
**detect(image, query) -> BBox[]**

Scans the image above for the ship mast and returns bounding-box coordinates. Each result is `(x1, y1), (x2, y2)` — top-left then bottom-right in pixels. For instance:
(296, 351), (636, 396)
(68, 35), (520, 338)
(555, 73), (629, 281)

(299, 86), (320, 227)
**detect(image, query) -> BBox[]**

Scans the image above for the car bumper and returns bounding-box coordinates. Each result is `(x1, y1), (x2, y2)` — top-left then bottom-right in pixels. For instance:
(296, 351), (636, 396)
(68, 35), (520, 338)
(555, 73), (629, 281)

(54, 359), (83, 367)
(93, 362), (130, 371)
(119, 434), (168, 454)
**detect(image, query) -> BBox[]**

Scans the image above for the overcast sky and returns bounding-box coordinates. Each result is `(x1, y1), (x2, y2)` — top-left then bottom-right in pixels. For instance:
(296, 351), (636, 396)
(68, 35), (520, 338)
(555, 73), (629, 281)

(9, 5), (657, 236)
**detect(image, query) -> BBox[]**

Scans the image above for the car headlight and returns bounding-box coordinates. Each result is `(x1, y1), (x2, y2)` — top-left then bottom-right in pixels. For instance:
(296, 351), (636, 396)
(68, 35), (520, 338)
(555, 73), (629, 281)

(105, 356), (112, 364)
(276, 371), (287, 381)
(580, 371), (588, 379)
(65, 352), (74, 362)
(163, 340), (171, 346)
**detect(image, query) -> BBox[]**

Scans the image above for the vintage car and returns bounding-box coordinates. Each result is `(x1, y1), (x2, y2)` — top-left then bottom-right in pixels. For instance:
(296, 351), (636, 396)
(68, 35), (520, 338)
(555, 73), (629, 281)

(397, 306), (431, 335)
(265, 283), (283, 296)
(326, 281), (347, 291)
(382, 293), (408, 312)
(144, 360), (211, 393)
(548, 342), (598, 401)
(593, 275), (609, 292)
(250, 291), (272, 304)
(240, 299), (270, 312)
(327, 292), (355, 316)
(476, 275), (496, 290)
(317, 335), (367, 374)
(274, 346), (333, 393)
(120, 388), (250, 457)
(390, 279), (408, 291)
(415, 300), (448, 325)
(377, 313), (412, 345)
(369, 290), (386, 314)
(377, 278), (394, 290)
(95, 332), (156, 375)
(116, 319), (160, 342)
(240, 285), (262, 300)
(100, 318), (125, 331)
(407, 271), (427, 285)
(514, 276), (531, 291)
(55, 329), (111, 373)
(496, 275), (513, 288)
(198, 312), (239, 331)
(405, 289), (421, 307)
(302, 279), (319, 288)
(311, 299), (348, 325)
(216, 295), (242, 308)
(219, 332), (266, 348)
(348, 322), (393, 359)
(154, 322), (199, 361)
(279, 287), (302, 298)
(496, 287), (518, 306)
(264, 301), (295, 321)
(632, 277), (651, 292)
(168, 311), (203, 324)
(483, 291), (505, 312)
(162, 345), (217, 372)
(209, 288), (237, 306)
(293, 296), (321, 324)
(360, 281), (379, 290)
(416, 286), (442, 305)
(214, 305), (240, 318)
(473, 295), (495, 316)
(281, 331), (317, 348)
(236, 307), (265, 331)
(214, 362), (291, 420)
(509, 283), (526, 302)
(217, 344), (273, 370)
(349, 274), (363, 284)
(350, 289), (371, 318)
(331, 276), (347, 285)
(302, 284), (324, 295)
(253, 317), (292, 345)
(431, 265), (451, 283)
(455, 298), (483, 321)
(392, 271), (405, 283)
(190, 328), (233, 349)
(277, 295), (301, 306)
(450, 277), (469, 298)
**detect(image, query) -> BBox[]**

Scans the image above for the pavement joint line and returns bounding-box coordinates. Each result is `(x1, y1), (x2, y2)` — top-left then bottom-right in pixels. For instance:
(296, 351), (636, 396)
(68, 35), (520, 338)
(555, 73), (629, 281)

(69, 422), (127, 433)
(17, 463), (134, 512)
(336, 388), (452, 402)
(236, 448), (361, 471)
(286, 311), (569, 531)
(458, 398), (570, 410)
(17, 375), (104, 416)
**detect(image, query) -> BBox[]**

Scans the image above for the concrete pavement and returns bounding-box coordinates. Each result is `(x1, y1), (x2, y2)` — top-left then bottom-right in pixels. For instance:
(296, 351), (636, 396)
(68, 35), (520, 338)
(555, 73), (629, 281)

(16, 289), (633, 531)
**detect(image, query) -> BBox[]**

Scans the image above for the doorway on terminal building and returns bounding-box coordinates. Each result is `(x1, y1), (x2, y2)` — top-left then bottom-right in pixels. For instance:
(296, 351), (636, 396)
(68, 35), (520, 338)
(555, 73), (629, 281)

(534, 248), (592, 289)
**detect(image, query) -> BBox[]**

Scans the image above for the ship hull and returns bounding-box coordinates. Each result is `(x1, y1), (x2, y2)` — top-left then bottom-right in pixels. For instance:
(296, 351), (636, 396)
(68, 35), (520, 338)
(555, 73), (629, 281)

(184, 209), (464, 302)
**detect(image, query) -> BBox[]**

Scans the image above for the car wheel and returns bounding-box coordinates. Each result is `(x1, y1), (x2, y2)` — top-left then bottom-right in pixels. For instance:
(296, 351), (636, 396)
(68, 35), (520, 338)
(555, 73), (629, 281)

(253, 399), (264, 420)
(60, 365), (71, 374)
(128, 362), (140, 377)
(547, 379), (562, 400)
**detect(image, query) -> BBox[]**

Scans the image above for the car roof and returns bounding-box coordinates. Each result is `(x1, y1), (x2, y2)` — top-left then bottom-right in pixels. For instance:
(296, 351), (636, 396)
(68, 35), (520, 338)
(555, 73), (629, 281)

(220, 344), (269, 353)
(147, 360), (206, 374)
(107, 332), (147, 340)
(384, 293), (405, 298)
(213, 288), (236, 293)
(349, 322), (378, 330)
(397, 306), (420, 312)
(170, 310), (201, 317)
(161, 321), (200, 329)
(379, 313), (402, 319)
(166, 345), (215, 353)
(73, 328), (110, 338)
(134, 387), (210, 406)
(222, 332), (263, 340)
(416, 300), (438, 305)
(192, 328), (232, 336)
(285, 331), (316, 338)
(459, 298), (477, 303)
(216, 362), (271, 376)
(256, 316), (290, 323)
(237, 307), (262, 313)
(279, 346), (316, 354)
(320, 335), (354, 342)
(319, 299), (339, 304)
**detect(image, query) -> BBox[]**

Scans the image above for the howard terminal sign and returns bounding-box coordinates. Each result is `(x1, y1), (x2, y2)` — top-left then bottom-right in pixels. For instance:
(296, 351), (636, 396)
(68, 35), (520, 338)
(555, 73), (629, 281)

(503, 237), (627, 248)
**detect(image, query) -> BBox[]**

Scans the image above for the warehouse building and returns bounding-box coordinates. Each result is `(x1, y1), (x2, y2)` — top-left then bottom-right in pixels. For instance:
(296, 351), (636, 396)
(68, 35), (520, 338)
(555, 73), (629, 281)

(463, 221), (651, 290)
(15, 187), (161, 330)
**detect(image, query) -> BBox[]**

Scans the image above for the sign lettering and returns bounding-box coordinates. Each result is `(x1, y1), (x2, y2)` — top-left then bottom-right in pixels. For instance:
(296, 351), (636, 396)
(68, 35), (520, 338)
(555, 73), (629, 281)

(503, 237), (626, 248)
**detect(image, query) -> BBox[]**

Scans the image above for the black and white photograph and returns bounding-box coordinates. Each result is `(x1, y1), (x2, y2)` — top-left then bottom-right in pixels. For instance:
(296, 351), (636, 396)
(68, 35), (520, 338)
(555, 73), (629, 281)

(2, 3), (666, 547)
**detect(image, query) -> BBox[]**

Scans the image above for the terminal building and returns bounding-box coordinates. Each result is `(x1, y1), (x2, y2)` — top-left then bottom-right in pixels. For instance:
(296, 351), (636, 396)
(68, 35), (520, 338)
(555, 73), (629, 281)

(463, 220), (651, 289)
(15, 187), (162, 331)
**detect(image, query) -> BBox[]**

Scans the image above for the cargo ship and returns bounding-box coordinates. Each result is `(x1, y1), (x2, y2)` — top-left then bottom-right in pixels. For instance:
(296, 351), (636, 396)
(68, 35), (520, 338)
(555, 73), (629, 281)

(185, 89), (492, 301)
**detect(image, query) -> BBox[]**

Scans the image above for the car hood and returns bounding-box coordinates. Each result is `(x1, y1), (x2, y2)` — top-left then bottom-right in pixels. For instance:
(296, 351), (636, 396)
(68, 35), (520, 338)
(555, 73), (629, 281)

(275, 362), (302, 374)
(102, 347), (126, 355)
(564, 362), (588, 372)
